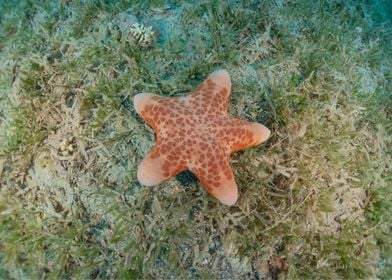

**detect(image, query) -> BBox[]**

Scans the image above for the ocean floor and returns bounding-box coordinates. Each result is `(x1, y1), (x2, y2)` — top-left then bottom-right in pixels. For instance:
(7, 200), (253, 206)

(0, 0), (391, 279)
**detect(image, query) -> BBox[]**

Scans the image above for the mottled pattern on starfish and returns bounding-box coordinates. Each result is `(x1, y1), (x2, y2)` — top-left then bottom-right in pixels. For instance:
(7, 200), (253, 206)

(134, 69), (270, 205)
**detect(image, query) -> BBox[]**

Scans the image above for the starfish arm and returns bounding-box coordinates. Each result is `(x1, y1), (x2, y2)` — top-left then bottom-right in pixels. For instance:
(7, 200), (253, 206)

(134, 93), (164, 116)
(212, 117), (271, 154)
(137, 140), (187, 186)
(188, 145), (238, 205)
(134, 93), (188, 131)
(187, 69), (232, 115)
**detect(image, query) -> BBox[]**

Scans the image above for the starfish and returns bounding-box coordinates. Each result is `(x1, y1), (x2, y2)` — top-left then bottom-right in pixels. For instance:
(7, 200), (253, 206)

(134, 69), (270, 205)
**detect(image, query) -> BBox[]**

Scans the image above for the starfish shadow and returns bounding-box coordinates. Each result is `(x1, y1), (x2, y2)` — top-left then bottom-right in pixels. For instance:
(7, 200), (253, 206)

(175, 171), (198, 188)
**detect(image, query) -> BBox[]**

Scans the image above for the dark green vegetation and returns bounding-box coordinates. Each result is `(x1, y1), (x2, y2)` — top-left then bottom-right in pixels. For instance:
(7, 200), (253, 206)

(0, 0), (391, 279)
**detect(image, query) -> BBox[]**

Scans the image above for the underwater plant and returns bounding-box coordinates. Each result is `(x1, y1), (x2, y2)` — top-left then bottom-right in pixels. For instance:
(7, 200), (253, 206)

(129, 23), (155, 48)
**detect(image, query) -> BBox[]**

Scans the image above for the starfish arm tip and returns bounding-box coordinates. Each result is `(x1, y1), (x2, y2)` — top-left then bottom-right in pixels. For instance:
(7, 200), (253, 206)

(134, 93), (155, 115)
(208, 69), (231, 89)
(219, 191), (238, 206)
(211, 179), (239, 206)
(253, 123), (271, 145)
(137, 159), (165, 186)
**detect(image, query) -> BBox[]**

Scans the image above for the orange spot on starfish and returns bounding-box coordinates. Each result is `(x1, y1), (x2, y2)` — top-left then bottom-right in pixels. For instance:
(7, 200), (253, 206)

(134, 69), (271, 205)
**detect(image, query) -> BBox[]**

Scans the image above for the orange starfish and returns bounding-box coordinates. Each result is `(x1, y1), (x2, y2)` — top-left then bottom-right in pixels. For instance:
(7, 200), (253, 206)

(134, 69), (270, 205)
